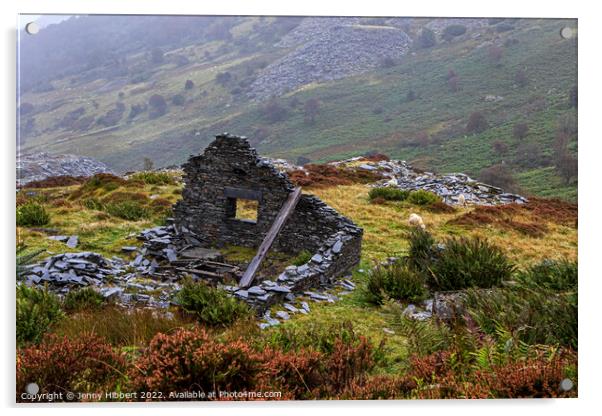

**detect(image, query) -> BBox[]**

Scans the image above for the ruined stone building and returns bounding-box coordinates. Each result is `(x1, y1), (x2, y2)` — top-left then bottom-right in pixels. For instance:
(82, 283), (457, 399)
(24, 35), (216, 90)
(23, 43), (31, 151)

(174, 133), (362, 294)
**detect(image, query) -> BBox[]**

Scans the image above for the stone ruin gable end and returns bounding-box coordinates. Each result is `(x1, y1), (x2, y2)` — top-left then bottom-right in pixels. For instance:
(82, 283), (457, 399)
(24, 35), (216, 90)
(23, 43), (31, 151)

(174, 133), (363, 281)
(174, 133), (295, 249)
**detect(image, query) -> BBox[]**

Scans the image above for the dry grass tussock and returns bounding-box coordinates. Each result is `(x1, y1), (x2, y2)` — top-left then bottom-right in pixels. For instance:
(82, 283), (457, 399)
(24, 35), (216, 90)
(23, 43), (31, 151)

(312, 184), (577, 264)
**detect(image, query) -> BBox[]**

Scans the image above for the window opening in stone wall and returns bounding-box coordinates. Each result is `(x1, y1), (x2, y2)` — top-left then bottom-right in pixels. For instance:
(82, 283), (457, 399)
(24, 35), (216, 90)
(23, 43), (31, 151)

(232, 198), (259, 223)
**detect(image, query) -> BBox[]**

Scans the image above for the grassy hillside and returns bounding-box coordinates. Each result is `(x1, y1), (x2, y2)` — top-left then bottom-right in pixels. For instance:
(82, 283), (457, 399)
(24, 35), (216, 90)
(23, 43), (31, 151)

(18, 17), (577, 200)
(16, 172), (578, 399)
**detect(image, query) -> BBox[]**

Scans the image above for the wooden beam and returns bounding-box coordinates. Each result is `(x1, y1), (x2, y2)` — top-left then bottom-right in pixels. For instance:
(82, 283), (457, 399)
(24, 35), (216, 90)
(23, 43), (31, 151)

(174, 267), (222, 278)
(239, 187), (302, 288)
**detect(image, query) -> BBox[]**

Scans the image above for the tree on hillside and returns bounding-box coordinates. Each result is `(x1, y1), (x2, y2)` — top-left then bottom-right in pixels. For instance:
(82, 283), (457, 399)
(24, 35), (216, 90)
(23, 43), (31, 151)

(172, 94), (185, 106)
(557, 154), (578, 184)
(418, 28), (436, 48)
(215, 71), (232, 86)
(262, 97), (288, 124)
(492, 140), (509, 156)
(380, 56), (396, 68)
(553, 115), (578, 184)
(289, 96), (301, 108)
(513, 122), (529, 139)
(150, 48), (164, 64)
(185, 79), (194, 90)
(128, 103), (147, 120)
(445, 69), (459, 92)
(414, 131), (430, 147)
(96, 102), (126, 127)
(442, 25), (467, 41)
(466, 111), (489, 134)
(148, 94), (167, 119)
(446, 69), (457, 81)
(488, 45), (504, 66)
(143, 158), (154, 171)
(557, 113), (577, 136)
(554, 131), (571, 163)
(406, 89), (417, 102)
(448, 74), (460, 92)
(514, 142), (547, 168)
(304, 98), (320, 124)
(479, 164), (519, 192)
(515, 68), (528, 87)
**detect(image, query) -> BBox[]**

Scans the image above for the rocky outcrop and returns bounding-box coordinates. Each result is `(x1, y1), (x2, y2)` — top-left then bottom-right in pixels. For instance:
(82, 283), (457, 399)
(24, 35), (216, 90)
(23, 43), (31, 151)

(249, 18), (411, 100)
(16, 152), (114, 185)
(332, 157), (527, 206)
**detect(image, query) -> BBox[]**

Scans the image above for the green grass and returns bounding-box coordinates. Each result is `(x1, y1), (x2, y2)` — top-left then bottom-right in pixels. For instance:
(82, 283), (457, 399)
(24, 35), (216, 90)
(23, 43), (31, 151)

(14, 176), (577, 382)
(517, 167), (577, 200)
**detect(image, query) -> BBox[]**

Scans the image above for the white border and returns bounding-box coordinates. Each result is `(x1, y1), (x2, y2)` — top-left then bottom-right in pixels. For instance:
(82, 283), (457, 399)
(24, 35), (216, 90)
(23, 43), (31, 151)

(2, 1), (600, 415)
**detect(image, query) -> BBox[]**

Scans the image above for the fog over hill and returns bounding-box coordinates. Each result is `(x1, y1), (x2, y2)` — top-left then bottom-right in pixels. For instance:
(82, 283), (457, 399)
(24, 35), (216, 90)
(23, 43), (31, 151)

(17, 15), (577, 200)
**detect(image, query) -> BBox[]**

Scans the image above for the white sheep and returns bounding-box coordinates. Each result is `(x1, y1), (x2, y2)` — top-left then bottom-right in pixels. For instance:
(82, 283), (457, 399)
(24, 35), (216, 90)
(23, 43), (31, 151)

(408, 213), (426, 230)
(386, 178), (398, 187)
(457, 193), (466, 206)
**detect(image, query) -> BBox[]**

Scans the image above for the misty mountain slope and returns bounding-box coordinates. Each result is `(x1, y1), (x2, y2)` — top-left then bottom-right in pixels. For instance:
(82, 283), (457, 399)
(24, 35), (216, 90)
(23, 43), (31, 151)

(18, 16), (577, 200)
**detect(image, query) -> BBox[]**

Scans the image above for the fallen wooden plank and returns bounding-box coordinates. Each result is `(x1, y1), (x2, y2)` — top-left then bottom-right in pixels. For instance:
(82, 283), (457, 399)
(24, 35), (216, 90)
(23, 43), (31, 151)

(239, 187), (302, 288)
(174, 267), (223, 278)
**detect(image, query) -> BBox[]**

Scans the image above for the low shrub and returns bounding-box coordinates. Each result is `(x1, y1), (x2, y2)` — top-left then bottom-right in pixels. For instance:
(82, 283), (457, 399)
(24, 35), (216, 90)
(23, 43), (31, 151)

(427, 237), (514, 290)
(474, 352), (575, 398)
(16, 202), (50, 227)
(407, 228), (436, 272)
(130, 323), (379, 400)
(368, 187), (409, 201)
(259, 320), (366, 355)
(260, 321), (378, 398)
(175, 279), (251, 326)
(364, 259), (428, 305)
(383, 300), (451, 355)
(447, 203), (548, 237)
(301, 335), (374, 396)
(129, 328), (264, 396)
(16, 244), (45, 280)
(407, 190), (441, 206)
(262, 347), (324, 399)
(129, 171), (175, 185)
(17, 333), (125, 400)
(338, 374), (416, 399)
(442, 24), (467, 41)
(464, 286), (577, 348)
(495, 23), (515, 33)
(51, 306), (193, 347)
(17, 285), (64, 346)
(63, 288), (106, 312)
(516, 258), (577, 292)
(149, 198), (173, 216)
(408, 349), (576, 399)
(74, 173), (126, 197)
(292, 249), (312, 266)
(106, 201), (149, 220)
(22, 175), (86, 189)
(425, 201), (456, 213)
(370, 196), (386, 205)
(82, 197), (104, 211)
(288, 164), (381, 188)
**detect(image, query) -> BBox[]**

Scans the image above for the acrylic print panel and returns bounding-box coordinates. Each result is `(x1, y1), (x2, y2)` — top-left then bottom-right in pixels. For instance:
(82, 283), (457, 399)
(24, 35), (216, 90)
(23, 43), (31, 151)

(16, 14), (578, 402)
